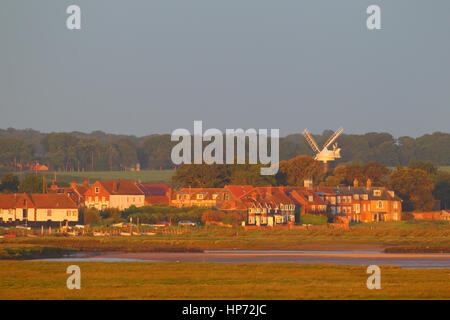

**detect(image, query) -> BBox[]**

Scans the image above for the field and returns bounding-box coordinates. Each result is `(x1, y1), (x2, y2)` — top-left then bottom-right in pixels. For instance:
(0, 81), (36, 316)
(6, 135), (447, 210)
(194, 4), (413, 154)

(0, 261), (448, 299)
(2, 220), (450, 255)
(1, 221), (449, 300)
(11, 166), (449, 185)
(16, 169), (175, 184)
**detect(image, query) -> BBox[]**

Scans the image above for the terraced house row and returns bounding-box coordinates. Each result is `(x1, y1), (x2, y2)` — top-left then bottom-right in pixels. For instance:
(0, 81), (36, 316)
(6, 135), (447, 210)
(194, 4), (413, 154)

(0, 178), (402, 225)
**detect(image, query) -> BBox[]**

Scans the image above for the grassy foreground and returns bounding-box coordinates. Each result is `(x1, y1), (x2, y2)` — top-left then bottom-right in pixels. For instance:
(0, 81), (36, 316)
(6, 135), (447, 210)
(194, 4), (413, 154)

(0, 261), (448, 299)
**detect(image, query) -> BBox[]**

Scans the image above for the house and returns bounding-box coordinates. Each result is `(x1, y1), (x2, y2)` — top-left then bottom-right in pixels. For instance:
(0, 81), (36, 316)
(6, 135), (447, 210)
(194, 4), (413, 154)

(285, 187), (328, 215)
(48, 180), (89, 206)
(84, 180), (145, 210)
(137, 184), (171, 206)
(0, 193), (79, 223)
(316, 179), (402, 222)
(238, 186), (297, 226)
(28, 162), (49, 172)
(171, 187), (224, 208)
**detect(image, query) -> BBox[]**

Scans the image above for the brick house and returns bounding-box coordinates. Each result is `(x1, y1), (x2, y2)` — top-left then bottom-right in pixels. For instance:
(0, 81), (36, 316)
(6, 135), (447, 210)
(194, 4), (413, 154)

(48, 180), (89, 206)
(316, 179), (402, 222)
(238, 187), (297, 226)
(137, 184), (171, 206)
(171, 187), (224, 208)
(285, 187), (328, 216)
(84, 180), (145, 210)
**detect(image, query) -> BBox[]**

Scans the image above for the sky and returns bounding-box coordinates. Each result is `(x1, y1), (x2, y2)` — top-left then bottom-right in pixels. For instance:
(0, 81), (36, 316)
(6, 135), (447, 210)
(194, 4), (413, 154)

(0, 0), (449, 138)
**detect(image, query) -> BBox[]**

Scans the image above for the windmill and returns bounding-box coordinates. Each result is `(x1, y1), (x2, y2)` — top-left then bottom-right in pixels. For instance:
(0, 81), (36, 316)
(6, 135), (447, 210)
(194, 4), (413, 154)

(302, 127), (344, 172)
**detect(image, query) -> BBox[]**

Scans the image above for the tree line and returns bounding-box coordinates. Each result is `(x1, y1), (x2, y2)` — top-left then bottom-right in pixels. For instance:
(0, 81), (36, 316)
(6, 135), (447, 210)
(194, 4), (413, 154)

(0, 128), (449, 173)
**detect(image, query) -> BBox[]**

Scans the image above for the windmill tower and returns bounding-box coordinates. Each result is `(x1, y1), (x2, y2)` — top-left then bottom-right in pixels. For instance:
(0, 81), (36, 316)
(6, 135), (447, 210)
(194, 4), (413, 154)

(302, 127), (344, 173)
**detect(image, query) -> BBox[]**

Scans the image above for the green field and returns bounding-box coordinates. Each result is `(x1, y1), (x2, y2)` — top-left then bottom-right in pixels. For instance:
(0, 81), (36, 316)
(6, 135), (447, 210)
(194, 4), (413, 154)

(17, 166), (449, 185)
(16, 169), (175, 184)
(0, 261), (448, 299)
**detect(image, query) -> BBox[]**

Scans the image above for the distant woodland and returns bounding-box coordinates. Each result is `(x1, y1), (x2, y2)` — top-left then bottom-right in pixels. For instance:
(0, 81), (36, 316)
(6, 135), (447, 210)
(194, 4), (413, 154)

(0, 128), (449, 173)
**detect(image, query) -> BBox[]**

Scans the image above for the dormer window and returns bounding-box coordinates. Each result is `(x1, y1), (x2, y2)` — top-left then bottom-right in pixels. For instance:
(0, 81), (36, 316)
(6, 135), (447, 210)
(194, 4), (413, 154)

(374, 190), (382, 197)
(353, 194), (359, 200)
(308, 195), (313, 202)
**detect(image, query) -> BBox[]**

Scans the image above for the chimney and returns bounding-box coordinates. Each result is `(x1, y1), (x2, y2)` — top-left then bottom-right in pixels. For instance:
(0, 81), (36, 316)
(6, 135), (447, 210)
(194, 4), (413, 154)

(71, 181), (77, 189)
(83, 180), (89, 187)
(304, 178), (313, 189)
(113, 181), (118, 193)
(366, 179), (372, 189)
(353, 179), (358, 188)
(267, 186), (272, 195)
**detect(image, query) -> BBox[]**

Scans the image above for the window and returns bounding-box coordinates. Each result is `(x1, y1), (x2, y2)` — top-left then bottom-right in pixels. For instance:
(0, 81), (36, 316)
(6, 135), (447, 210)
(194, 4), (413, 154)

(394, 202), (398, 209)
(95, 187), (100, 193)
(354, 194), (359, 200)
(212, 193), (218, 200)
(376, 201), (384, 209)
(197, 194), (204, 200)
(95, 196), (98, 202)
(308, 195), (313, 202)
(177, 195), (181, 200)
(102, 197), (105, 202)
(224, 193), (229, 200)
(342, 197), (346, 203)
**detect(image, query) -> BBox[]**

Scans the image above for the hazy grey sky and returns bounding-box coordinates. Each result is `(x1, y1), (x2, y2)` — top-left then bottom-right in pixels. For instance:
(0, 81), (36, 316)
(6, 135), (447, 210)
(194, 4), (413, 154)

(1, 0), (449, 137)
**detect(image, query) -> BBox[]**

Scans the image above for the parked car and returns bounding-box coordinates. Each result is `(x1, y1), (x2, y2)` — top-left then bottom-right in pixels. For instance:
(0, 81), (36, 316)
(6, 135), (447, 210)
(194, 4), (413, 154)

(155, 221), (171, 227)
(178, 220), (196, 226)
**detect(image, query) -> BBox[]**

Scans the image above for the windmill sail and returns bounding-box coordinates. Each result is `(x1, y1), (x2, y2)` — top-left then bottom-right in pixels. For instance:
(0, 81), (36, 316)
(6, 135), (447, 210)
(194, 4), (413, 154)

(302, 129), (320, 154)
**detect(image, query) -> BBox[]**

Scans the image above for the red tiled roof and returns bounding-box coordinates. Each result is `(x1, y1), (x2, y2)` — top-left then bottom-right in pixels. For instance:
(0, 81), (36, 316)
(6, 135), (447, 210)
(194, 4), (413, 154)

(0, 194), (20, 209)
(98, 181), (144, 195)
(0, 193), (77, 209)
(225, 185), (254, 199)
(28, 194), (78, 209)
(138, 184), (169, 196)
